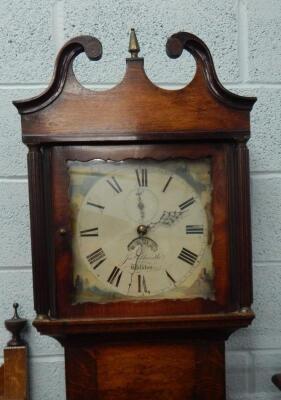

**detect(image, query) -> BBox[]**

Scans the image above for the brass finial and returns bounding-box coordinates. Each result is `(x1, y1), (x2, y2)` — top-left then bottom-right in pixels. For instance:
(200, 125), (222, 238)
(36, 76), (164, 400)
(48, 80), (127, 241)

(129, 28), (140, 58)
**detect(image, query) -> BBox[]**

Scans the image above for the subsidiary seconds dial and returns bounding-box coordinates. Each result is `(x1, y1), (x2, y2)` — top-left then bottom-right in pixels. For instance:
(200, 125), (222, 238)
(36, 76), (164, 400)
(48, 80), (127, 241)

(76, 162), (208, 297)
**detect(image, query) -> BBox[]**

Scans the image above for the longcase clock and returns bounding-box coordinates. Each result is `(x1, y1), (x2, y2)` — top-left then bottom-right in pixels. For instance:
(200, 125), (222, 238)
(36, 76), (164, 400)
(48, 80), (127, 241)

(14, 29), (256, 400)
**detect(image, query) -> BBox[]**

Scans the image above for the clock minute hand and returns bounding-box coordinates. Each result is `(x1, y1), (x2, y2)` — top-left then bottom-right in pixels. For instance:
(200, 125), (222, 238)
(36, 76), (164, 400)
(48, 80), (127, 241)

(148, 210), (185, 230)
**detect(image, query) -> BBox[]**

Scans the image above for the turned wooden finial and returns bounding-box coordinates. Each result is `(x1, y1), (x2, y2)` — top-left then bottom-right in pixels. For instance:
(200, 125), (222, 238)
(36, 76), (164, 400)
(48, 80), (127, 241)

(4, 303), (27, 347)
(128, 28), (140, 58)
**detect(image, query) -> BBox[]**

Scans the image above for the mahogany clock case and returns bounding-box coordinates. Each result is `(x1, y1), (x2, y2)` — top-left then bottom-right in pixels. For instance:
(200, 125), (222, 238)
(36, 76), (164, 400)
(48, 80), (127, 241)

(13, 31), (256, 400)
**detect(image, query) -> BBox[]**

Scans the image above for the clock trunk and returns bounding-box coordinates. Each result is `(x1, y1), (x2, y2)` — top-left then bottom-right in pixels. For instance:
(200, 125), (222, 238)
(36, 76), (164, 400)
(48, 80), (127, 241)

(64, 337), (226, 400)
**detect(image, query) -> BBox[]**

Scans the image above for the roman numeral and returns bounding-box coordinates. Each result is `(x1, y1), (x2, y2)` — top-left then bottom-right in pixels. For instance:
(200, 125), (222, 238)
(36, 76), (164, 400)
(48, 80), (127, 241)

(87, 201), (105, 210)
(87, 248), (106, 269)
(107, 266), (122, 287)
(106, 176), (122, 193)
(186, 225), (204, 234)
(80, 227), (99, 237)
(179, 197), (195, 211)
(162, 176), (173, 192)
(166, 270), (176, 284)
(136, 169), (148, 187)
(178, 248), (198, 266)
(138, 274), (149, 293)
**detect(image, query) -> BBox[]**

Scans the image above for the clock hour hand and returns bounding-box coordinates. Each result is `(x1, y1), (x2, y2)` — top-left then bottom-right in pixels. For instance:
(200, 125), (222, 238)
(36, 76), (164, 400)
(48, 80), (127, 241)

(136, 189), (145, 221)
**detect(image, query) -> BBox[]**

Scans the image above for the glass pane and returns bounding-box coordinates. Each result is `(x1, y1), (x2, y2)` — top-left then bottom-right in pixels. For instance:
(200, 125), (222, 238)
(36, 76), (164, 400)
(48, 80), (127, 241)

(68, 158), (214, 304)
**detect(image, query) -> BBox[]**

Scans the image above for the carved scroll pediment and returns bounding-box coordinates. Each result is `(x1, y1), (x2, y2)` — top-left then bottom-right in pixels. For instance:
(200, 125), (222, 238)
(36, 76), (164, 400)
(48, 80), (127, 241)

(13, 30), (256, 144)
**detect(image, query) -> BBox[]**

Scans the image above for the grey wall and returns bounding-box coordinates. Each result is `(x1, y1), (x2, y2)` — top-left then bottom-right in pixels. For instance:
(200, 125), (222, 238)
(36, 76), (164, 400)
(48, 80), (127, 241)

(0, 1), (281, 399)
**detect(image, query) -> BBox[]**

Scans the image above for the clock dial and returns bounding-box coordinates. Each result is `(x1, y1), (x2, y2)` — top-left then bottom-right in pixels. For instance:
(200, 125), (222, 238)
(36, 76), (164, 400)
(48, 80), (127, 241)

(69, 159), (214, 303)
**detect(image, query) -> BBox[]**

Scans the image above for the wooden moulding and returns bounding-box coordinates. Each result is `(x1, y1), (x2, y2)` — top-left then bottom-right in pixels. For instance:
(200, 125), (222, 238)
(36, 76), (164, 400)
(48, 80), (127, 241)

(33, 310), (254, 338)
(13, 32), (256, 144)
(27, 146), (49, 318)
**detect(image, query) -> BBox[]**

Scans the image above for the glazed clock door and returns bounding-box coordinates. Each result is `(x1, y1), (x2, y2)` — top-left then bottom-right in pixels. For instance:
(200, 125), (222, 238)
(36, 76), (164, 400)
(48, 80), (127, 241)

(50, 143), (230, 318)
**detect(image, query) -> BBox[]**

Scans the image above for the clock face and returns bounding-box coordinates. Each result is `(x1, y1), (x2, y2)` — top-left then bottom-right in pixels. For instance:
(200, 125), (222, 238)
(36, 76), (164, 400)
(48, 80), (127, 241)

(68, 159), (214, 303)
